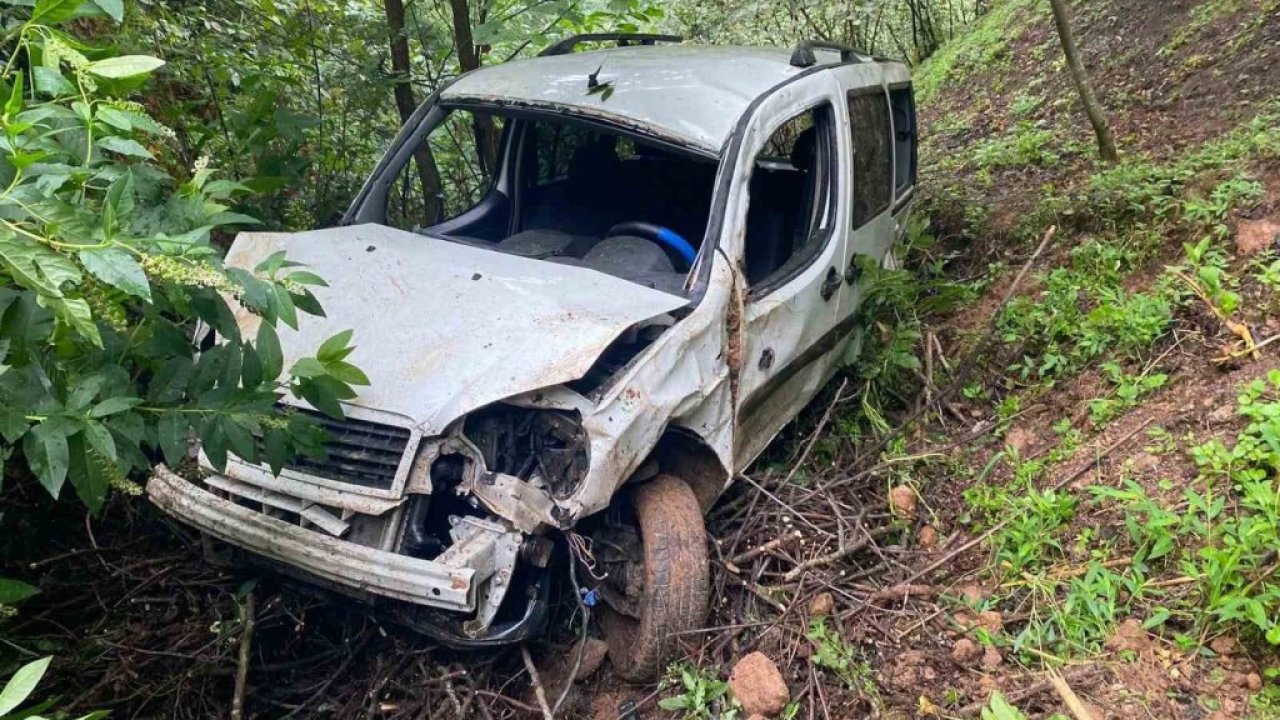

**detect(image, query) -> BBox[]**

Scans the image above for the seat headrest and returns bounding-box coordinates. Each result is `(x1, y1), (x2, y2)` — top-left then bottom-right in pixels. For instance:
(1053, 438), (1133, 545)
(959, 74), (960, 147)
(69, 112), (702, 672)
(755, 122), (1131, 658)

(790, 126), (817, 172)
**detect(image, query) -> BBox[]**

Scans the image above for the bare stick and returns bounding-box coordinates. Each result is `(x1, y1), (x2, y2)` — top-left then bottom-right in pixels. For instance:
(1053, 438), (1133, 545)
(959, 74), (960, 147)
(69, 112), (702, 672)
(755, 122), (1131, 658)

(727, 530), (804, 568)
(520, 644), (554, 720)
(783, 524), (896, 582)
(230, 589), (255, 720)
(1049, 670), (1097, 720)
(957, 667), (1102, 717)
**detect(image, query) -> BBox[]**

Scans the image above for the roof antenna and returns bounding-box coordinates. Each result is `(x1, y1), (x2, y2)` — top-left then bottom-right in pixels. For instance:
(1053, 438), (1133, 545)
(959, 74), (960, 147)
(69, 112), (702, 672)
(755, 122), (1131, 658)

(586, 64), (614, 100)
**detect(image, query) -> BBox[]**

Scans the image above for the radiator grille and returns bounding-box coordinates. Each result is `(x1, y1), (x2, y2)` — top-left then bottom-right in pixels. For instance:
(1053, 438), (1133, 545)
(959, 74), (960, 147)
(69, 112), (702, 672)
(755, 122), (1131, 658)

(283, 408), (411, 490)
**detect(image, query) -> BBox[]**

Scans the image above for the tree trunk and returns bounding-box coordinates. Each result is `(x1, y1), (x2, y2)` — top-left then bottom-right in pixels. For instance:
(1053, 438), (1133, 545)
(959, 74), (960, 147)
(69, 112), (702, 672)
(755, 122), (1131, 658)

(448, 0), (499, 174)
(383, 0), (444, 223)
(1048, 0), (1118, 162)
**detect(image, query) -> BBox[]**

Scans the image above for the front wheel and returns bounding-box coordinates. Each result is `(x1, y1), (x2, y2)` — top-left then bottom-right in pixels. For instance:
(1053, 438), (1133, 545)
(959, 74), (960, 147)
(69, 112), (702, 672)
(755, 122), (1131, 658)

(597, 475), (709, 682)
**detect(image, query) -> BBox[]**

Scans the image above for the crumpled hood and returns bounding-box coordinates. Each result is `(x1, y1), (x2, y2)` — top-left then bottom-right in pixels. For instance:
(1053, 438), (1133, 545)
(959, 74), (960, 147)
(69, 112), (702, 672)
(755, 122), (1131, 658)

(225, 224), (687, 433)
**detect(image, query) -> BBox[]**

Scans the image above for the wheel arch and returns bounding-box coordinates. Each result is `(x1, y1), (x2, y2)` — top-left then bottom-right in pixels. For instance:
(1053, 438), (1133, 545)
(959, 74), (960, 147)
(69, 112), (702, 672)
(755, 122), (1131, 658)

(647, 426), (730, 514)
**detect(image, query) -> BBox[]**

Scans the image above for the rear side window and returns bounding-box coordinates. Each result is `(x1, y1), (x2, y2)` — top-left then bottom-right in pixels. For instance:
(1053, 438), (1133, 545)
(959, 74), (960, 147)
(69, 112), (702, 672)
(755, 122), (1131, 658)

(847, 91), (892, 228)
(890, 86), (917, 196)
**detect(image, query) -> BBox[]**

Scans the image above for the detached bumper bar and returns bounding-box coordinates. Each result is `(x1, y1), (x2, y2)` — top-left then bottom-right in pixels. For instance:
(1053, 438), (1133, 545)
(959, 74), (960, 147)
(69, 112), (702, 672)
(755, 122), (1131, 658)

(147, 466), (476, 612)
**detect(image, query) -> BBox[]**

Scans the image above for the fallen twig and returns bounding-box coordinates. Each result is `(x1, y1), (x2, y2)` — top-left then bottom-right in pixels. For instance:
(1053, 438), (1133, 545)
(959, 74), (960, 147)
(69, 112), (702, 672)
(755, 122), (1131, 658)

(1049, 669), (1097, 720)
(230, 589), (255, 720)
(957, 666), (1103, 717)
(782, 524), (896, 583)
(520, 644), (554, 720)
(868, 583), (935, 604)
(727, 530), (804, 569)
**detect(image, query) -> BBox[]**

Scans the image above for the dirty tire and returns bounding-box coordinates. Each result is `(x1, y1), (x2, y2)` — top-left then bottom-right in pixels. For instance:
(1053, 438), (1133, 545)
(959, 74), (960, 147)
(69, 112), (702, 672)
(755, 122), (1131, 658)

(603, 474), (710, 682)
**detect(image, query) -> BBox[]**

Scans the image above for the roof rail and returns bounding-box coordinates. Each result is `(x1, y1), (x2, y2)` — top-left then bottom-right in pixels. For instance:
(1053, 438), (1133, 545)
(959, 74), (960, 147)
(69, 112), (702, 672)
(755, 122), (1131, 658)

(788, 39), (871, 67)
(539, 33), (684, 57)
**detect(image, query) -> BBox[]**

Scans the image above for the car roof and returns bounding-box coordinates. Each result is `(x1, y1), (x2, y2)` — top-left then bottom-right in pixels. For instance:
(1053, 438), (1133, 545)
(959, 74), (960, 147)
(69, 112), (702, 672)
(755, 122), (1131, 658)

(440, 44), (897, 154)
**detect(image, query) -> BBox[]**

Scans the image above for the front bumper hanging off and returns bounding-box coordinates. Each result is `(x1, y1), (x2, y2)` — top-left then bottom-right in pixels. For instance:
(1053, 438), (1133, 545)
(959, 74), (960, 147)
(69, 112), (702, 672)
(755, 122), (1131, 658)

(148, 466), (481, 611)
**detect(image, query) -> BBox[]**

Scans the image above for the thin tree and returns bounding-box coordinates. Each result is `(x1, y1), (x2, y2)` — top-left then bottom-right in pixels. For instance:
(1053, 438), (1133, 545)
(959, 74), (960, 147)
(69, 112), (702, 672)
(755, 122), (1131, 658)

(1047, 0), (1118, 162)
(382, 0), (445, 223)
(448, 0), (499, 174)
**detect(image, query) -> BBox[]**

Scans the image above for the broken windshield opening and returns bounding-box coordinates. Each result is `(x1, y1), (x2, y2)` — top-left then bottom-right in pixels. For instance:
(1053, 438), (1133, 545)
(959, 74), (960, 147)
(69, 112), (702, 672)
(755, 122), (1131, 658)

(380, 106), (718, 296)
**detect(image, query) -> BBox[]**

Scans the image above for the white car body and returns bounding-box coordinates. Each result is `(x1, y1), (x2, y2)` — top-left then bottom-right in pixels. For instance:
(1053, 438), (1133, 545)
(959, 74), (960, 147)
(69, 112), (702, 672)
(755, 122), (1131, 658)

(148, 37), (917, 646)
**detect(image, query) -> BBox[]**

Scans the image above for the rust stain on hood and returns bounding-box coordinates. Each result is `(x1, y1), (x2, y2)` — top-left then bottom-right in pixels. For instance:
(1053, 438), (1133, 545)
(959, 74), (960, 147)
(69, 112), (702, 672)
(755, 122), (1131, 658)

(225, 224), (687, 433)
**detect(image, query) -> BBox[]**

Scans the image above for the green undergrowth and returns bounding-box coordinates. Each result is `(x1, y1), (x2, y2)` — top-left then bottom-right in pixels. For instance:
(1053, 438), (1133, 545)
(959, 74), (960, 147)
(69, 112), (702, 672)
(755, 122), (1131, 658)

(912, 0), (1040, 104)
(910, 0), (1280, 681)
(954, 372), (1280, 665)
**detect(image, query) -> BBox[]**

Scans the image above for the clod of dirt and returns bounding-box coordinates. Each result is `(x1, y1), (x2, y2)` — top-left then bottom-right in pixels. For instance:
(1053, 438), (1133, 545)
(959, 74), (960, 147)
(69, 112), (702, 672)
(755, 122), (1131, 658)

(1210, 403), (1237, 424)
(1246, 672), (1263, 691)
(1209, 634), (1239, 657)
(976, 610), (1003, 634)
(981, 646), (1003, 670)
(1004, 426), (1036, 455)
(885, 650), (936, 690)
(1128, 451), (1162, 475)
(951, 638), (981, 665)
(918, 525), (939, 549)
(729, 651), (790, 716)
(1235, 218), (1280, 255)
(959, 584), (985, 604)
(808, 592), (835, 618)
(1107, 618), (1153, 654)
(889, 485), (917, 517)
(746, 715), (768, 720)
(573, 638), (609, 679)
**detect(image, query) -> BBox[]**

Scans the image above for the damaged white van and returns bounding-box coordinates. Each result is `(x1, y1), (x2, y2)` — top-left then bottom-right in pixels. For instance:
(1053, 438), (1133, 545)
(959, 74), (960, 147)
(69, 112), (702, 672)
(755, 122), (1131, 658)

(148, 35), (917, 680)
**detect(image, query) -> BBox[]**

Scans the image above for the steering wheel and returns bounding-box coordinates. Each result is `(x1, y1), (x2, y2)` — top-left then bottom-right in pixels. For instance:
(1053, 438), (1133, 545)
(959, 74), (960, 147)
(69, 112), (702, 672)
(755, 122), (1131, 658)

(605, 222), (697, 272)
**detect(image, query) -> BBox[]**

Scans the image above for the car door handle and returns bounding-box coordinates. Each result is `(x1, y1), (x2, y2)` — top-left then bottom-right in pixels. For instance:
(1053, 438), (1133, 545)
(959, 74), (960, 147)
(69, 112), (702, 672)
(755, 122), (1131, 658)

(820, 267), (840, 301)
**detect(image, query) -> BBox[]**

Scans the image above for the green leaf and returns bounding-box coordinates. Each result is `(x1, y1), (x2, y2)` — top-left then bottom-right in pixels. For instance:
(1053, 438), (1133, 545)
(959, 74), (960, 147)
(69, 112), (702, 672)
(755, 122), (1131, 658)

(273, 284), (297, 329)
(5, 74), (23, 117)
(79, 248), (150, 301)
(263, 427), (288, 475)
(316, 329), (352, 363)
(296, 378), (343, 419)
(85, 55), (165, 79)
(88, 396), (140, 418)
(0, 238), (66, 297)
(325, 360), (369, 386)
(0, 656), (52, 716)
(657, 697), (689, 711)
(0, 577), (38, 605)
(156, 411), (187, 467)
(95, 106), (132, 130)
(31, 67), (76, 96)
(290, 357), (326, 378)
(284, 270), (327, 287)
(24, 421), (70, 498)
(201, 418), (228, 472)
(0, 408), (30, 444)
(69, 433), (109, 512)
(222, 416), (256, 464)
(45, 296), (101, 347)
(240, 343), (263, 389)
(256, 323), (282, 381)
(96, 136), (153, 159)
(89, 0), (121, 21)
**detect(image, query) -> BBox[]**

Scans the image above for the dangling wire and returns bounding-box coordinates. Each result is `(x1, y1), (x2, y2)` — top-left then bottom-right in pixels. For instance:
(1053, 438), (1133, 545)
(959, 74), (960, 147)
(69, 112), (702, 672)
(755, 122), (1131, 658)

(565, 530), (608, 581)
